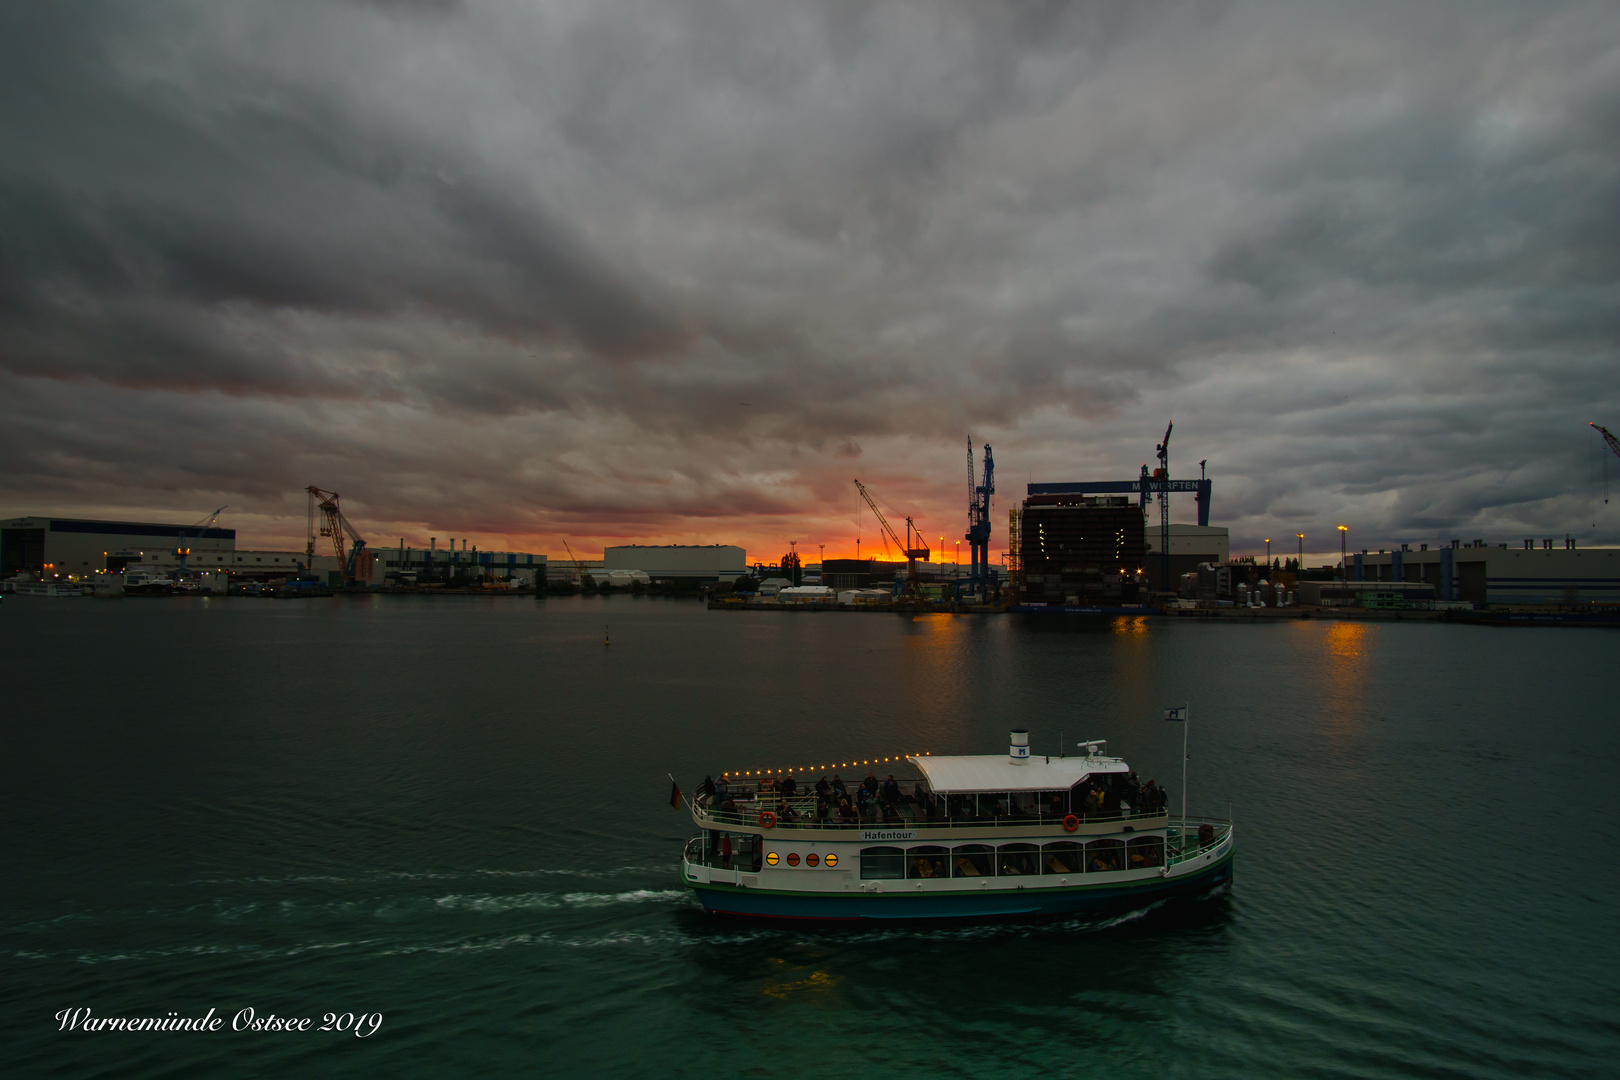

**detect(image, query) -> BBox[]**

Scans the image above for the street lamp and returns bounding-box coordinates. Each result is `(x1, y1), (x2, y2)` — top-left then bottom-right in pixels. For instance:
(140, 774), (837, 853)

(1264, 538), (1271, 574)
(1337, 526), (1348, 583)
(1296, 533), (1304, 570)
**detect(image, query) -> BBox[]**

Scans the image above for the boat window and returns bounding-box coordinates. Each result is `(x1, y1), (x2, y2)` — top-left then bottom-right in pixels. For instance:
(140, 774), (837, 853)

(1041, 841), (1081, 875)
(997, 843), (1038, 877)
(951, 844), (993, 878)
(906, 845), (948, 879)
(860, 847), (904, 879)
(1127, 835), (1164, 869)
(1085, 838), (1124, 873)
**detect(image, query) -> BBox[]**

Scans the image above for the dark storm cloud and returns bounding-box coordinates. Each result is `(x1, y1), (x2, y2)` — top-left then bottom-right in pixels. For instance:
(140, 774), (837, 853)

(2, 1), (1618, 554)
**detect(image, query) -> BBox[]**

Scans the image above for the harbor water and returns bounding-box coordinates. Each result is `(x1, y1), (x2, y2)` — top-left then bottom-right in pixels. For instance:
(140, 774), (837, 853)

(3, 596), (1616, 1077)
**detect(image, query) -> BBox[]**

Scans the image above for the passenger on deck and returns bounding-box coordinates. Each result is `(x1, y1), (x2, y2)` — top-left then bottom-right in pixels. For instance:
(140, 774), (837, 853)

(831, 775), (847, 797)
(777, 799), (798, 825)
(698, 775), (715, 799)
(855, 786), (872, 818)
(814, 796), (830, 824)
(782, 776), (798, 798)
(881, 775), (900, 805)
(1152, 783), (1168, 813)
(815, 776), (831, 799)
(863, 773), (879, 797)
(836, 797), (858, 824)
(714, 776), (730, 802)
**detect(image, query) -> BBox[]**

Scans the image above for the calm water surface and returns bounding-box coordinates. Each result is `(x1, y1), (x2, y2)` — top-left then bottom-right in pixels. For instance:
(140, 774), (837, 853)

(2, 595), (1616, 1078)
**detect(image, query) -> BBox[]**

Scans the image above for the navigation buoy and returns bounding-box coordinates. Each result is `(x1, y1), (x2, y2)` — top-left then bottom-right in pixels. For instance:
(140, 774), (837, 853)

(605, 625), (610, 646)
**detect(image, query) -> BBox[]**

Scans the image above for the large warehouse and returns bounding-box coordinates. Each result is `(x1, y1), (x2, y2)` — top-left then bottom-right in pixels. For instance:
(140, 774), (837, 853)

(1352, 541), (1619, 605)
(603, 545), (745, 581)
(1, 515), (235, 579)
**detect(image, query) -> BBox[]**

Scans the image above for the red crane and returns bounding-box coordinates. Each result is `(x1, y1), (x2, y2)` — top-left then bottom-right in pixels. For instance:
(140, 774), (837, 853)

(305, 486), (370, 584)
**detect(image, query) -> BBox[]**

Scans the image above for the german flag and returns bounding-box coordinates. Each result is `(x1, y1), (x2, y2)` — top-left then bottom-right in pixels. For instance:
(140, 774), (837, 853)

(669, 778), (682, 810)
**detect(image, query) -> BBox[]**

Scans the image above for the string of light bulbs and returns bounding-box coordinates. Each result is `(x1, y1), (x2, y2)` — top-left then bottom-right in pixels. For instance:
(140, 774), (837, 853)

(721, 753), (930, 779)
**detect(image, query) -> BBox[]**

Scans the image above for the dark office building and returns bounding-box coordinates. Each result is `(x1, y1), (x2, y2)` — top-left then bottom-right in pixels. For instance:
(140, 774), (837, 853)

(1015, 495), (1147, 605)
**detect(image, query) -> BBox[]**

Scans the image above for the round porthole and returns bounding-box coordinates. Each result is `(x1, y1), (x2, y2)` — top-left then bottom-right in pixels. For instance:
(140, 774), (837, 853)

(786, 852), (801, 866)
(824, 853), (838, 867)
(805, 853), (819, 867)
(765, 852), (779, 865)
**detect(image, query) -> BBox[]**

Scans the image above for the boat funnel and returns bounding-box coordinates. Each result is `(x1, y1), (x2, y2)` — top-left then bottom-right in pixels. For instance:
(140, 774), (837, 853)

(1009, 729), (1030, 765)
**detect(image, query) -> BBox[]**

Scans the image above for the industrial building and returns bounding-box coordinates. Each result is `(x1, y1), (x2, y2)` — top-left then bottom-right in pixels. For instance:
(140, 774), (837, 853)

(372, 542), (546, 587)
(603, 545), (745, 582)
(1143, 524), (1231, 591)
(2, 515), (235, 579)
(1350, 541), (1619, 605)
(1012, 494), (1147, 606)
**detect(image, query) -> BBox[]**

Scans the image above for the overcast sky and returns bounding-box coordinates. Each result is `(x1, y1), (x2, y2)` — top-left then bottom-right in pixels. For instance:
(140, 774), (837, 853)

(3, 1), (1618, 564)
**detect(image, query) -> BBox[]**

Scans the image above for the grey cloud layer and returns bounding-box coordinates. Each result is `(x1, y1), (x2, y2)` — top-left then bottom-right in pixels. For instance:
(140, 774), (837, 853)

(2, 1), (1617, 552)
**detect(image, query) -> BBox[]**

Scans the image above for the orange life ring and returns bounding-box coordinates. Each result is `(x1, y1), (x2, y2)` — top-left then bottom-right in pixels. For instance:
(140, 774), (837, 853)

(1062, 814), (1080, 832)
(758, 810), (777, 829)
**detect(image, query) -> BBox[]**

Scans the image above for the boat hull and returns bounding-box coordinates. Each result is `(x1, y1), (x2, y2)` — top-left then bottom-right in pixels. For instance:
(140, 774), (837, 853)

(687, 845), (1233, 922)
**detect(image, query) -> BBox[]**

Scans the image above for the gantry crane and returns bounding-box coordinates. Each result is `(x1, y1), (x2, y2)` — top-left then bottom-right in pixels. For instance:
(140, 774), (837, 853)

(305, 486), (369, 585)
(853, 478), (930, 596)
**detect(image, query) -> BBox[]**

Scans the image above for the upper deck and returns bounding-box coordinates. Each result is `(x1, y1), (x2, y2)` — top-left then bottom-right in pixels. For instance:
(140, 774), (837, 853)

(691, 754), (1170, 838)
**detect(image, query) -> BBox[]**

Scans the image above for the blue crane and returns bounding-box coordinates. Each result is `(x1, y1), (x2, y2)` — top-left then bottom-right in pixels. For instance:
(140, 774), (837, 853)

(965, 440), (995, 596)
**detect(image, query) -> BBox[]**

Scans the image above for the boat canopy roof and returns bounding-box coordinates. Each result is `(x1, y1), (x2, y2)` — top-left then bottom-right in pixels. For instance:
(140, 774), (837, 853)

(908, 754), (1128, 794)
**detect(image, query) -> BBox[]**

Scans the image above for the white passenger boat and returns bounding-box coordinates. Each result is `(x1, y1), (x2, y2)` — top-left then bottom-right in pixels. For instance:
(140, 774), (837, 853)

(679, 730), (1233, 922)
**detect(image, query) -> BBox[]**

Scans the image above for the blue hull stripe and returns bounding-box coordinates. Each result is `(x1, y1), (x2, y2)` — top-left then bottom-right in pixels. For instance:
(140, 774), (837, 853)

(689, 853), (1233, 921)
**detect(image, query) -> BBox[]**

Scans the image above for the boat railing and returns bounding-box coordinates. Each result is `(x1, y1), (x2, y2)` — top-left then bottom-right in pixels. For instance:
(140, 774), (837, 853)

(692, 793), (1170, 833)
(1164, 817), (1234, 866)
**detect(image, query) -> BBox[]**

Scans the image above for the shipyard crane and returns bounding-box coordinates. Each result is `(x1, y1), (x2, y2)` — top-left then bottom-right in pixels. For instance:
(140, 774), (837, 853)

(853, 478), (930, 596)
(562, 539), (591, 587)
(1154, 422), (1173, 592)
(175, 505), (227, 575)
(305, 486), (369, 585)
(1594, 422), (1620, 505)
(964, 440), (995, 596)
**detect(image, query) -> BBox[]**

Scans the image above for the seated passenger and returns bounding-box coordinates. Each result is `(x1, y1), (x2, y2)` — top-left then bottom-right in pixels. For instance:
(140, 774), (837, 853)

(837, 797), (858, 824)
(881, 775), (900, 804)
(814, 797), (830, 824)
(864, 773), (879, 796)
(815, 776), (831, 798)
(831, 775), (847, 797)
(777, 799), (797, 824)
